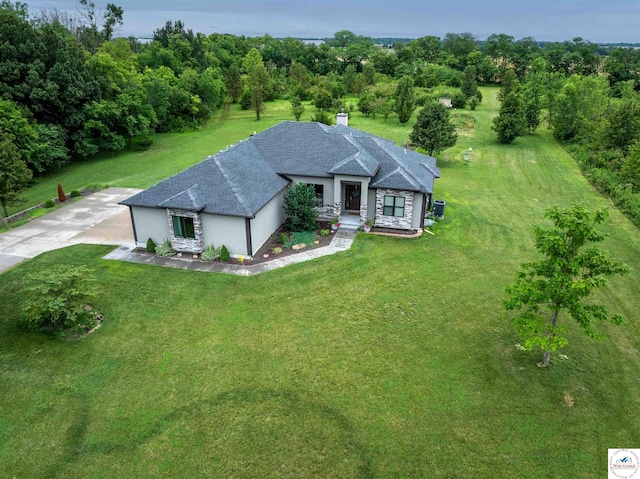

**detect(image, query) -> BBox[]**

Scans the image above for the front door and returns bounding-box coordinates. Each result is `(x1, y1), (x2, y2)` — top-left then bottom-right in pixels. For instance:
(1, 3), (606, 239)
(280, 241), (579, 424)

(345, 184), (361, 211)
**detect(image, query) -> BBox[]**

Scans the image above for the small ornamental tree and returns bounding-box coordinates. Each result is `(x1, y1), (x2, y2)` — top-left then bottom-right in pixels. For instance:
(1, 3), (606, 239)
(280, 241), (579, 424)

(492, 92), (526, 144)
(22, 265), (98, 333)
(290, 97), (305, 121)
(504, 204), (630, 367)
(283, 183), (318, 232)
(409, 102), (458, 156)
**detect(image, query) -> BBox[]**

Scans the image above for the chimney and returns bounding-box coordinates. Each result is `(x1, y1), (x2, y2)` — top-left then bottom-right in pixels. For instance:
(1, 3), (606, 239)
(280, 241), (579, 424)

(336, 108), (348, 127)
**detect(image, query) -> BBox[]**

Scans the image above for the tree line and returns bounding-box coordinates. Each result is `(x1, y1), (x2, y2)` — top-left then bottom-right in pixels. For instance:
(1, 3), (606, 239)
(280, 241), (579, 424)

(2, 1), (640, 219)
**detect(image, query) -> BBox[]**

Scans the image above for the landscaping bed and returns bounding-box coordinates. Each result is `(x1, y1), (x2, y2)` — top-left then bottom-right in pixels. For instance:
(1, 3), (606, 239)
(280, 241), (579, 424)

(134, 222), (336, 265)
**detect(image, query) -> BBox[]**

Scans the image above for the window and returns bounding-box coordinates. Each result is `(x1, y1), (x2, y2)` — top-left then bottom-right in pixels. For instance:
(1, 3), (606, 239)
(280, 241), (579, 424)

(313, 184), (324, 206)
(172, 215), (195, 238)
(383, 195), (405, 217)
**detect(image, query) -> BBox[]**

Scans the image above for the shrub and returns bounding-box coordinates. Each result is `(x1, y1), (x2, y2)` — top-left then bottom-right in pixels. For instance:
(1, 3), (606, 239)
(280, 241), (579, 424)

(220, 245), (230, 261)
(283, 183), (318, 232)
(279, 232), (288, 244)
(238, 255), (245, 264)
(320, 229), (330, 236)
(22, 265), (98, 334)
(44, 199), (54, 208)
(310, 109), (333, 125)
(201, 244), (221, 261)
(272, 246), (283, 254)
(137, 135), (154, 149)
(468, 97), (479, 110)
(451, 92), (467, 109)
(155, 239), (174, 256)
(240, 90), (253, 110)
(146, 237), (156, 253)
(57, 183), (66, 203)
(70, 190), (81, 198)
(286, 231), (316, 247)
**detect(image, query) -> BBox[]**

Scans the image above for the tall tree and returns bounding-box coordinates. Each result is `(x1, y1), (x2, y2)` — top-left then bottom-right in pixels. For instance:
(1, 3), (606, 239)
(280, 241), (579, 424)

(504, 204), (629, 367)
(242, 48), (269, 120)
(461, 65), (479, 99)
(522, 57), (547, 133)
(409, 102), (457, 155)
(497, 68), (519, 102)
(492, 92), (526, 144)
(0, 139), (33, 218)
(225, 64), (243, 103)
(553, 75), (609, 142)
(394, 76), (416, 124)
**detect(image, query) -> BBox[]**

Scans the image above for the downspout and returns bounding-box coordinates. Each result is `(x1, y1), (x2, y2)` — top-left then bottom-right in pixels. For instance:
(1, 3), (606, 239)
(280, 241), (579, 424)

(245, 217), (253, 257)
(128, 206), (138, 244)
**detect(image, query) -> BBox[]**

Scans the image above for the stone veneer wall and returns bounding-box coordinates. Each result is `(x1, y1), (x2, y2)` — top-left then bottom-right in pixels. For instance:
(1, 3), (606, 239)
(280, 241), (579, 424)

(359, 204), (368, 224)
(333, 202), (341, 218)
(316, 205), (335, 219)
(374, 189), (413, 230)
(167, 209), (204, 253)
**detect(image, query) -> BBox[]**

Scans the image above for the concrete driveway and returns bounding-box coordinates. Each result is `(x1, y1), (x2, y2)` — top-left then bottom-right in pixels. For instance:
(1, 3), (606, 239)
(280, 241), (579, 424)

(0, 187), (141, 274)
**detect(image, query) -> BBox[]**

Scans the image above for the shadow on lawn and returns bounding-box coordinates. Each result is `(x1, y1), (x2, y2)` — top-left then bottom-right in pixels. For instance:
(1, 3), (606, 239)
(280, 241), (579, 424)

(50, 388), (374, 478)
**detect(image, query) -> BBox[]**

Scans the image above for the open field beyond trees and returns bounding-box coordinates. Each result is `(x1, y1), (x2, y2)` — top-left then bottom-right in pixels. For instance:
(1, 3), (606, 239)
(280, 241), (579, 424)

(1, 88), (639, 478)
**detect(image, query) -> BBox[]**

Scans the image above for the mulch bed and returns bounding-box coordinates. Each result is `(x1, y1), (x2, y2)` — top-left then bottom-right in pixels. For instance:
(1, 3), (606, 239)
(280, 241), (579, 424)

(134, 222), (337, 266)
(250, 222), (335, 264)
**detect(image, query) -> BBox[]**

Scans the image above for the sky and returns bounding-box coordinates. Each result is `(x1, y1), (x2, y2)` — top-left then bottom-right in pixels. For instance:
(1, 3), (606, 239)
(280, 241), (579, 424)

(22, 0), (640, 43)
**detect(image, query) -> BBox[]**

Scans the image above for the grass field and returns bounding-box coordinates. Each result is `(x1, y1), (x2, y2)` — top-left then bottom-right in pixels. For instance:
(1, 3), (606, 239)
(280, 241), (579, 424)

(1, 88), (639, 478)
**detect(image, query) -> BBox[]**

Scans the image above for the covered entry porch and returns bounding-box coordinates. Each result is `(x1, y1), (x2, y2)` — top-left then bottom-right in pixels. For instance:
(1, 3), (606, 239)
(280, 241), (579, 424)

(332, 175), (371, 227)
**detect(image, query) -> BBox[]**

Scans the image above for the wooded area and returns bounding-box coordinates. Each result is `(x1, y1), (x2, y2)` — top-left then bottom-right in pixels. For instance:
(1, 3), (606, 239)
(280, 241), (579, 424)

(1, 1), (640, 224)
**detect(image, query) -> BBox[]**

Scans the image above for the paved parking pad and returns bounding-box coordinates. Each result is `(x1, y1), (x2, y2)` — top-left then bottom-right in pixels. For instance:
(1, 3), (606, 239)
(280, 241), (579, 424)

(0, 187), (141, 273)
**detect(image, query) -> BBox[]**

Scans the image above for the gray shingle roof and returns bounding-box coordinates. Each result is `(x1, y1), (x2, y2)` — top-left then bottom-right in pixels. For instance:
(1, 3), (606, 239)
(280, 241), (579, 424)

(121, 140), (289, 217)
(121, 121), (440, 217)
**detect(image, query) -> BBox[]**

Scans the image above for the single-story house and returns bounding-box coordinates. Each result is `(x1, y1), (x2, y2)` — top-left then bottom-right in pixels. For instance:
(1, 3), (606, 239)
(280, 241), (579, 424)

(120, 113), (440, 259)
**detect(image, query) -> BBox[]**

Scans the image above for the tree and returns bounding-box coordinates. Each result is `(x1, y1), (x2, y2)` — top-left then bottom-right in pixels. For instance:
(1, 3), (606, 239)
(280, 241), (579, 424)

(522, 57), (547, 133)
(621, 141), (640, 192)
(497, 68), (519, 101)
(76, 0), (124, 53)
(22, 265), (99, 333)
(242, 48), (270, 120)
(461, 65), (479, 100)
(358, 94), (375, 117)
(504, 204), (629, 367)
(492, 92), (526, 144)
(283, 183), (318, 232)
(290, 97), (305, 121)
(553, 75), (609, 142)
(313, 89), (333, 111)
(225, 64), (243, 103)
(394, 76), (416, 124)
(374, 97), (393, 122)
(409, 103), (457, 156)
(0, 139), (33, 218)
(603, 91), (640, 150)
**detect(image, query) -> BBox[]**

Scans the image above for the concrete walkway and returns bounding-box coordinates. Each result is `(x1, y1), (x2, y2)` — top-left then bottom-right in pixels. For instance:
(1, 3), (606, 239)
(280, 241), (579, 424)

(103, 229), (356, 276)
(0, 187), (141, 274)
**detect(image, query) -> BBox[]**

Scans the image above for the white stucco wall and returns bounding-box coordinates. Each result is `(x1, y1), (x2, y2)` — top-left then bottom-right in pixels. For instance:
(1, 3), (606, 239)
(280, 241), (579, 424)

(411, 193), (425, 229)
(131, 206), (170, 248)
(250, 190), (286, 256)
(201, 214), (248, 257)
(286, 175), (334, 205)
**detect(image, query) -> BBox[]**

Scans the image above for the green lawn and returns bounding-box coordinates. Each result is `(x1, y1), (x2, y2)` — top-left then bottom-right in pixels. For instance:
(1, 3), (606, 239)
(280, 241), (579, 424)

(1, 88), (639, 478)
